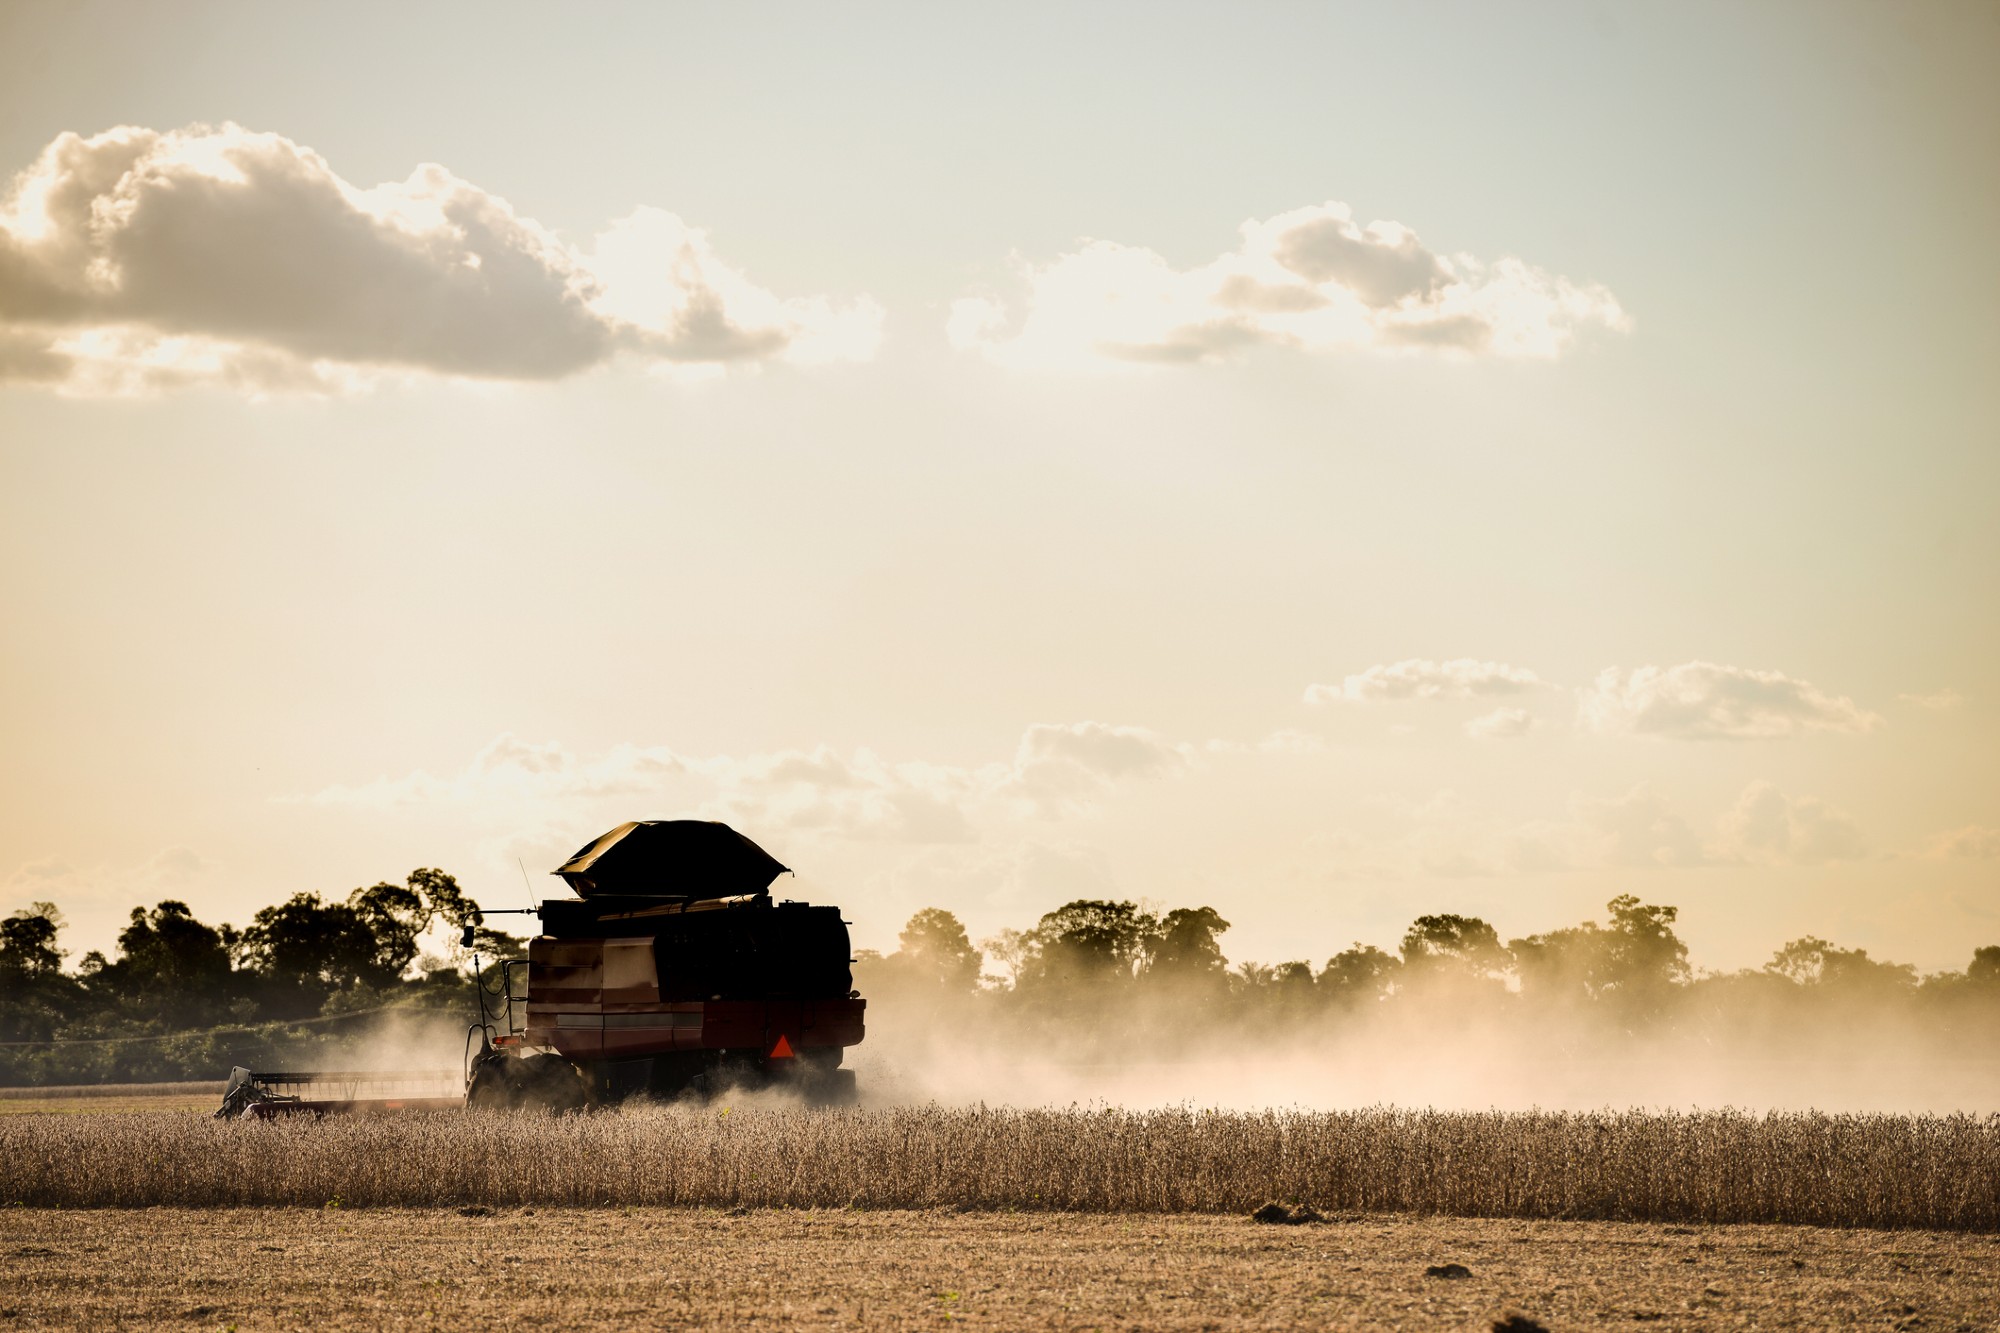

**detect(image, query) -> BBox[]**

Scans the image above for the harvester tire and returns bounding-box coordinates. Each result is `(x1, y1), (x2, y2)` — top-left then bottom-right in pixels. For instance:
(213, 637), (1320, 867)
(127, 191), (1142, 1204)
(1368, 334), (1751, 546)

(515, 1053), (588, 1114)
(804, 1068), (859, 1107)
(466, 1056), (524, 1111)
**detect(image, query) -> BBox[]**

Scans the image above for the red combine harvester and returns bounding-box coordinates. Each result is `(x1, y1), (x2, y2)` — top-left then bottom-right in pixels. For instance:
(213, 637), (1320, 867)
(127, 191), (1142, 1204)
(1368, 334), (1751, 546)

(217, 821), (865, 1117)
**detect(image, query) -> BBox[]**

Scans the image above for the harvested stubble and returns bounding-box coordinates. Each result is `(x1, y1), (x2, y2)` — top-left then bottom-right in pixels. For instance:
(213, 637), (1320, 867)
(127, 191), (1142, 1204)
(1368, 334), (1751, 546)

(4, 1105), (1997, 1229)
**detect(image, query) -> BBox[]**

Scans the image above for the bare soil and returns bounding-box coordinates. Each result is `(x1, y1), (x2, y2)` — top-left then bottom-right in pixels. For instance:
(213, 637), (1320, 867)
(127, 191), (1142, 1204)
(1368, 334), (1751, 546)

(2, 1207), (1995, 1331)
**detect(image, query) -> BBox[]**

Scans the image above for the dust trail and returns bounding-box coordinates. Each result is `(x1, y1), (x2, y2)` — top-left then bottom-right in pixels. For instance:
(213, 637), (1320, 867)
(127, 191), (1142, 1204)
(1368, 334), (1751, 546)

(843, 989), (2000, 1113)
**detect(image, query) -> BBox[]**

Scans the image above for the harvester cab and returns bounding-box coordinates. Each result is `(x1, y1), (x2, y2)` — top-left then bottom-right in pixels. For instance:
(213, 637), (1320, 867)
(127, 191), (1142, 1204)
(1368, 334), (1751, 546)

(216, 821), (865, 1117)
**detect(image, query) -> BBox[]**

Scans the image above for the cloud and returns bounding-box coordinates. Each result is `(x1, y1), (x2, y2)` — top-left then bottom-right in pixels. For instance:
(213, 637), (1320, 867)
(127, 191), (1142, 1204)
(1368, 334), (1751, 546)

(298, 722), (1194, 840)
(1306, 658), (1547, 705)
(995, 721), (1193, 815)
(1927, 825), (2000, 861)
(1576, 662), (1881, 741)
(1299, 786), (1703, 882)
(703, 747), (982, 844)
(950, 200), (1627, 369)
(0, 124), (881, 395)
(1568, 786), (1710, 868)
(1464, 707), (1534, 740)
(1898, 688), (1964, 711)
(1302, 779), (1870, 882)
(299, 733), (687, 808)
(1717, 781), (1866, 866)
(4, 846), (218, 949)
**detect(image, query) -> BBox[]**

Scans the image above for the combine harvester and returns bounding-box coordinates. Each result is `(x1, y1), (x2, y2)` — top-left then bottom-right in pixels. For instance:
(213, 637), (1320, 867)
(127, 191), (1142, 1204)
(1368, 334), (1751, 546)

(218, 821), (865, 1117)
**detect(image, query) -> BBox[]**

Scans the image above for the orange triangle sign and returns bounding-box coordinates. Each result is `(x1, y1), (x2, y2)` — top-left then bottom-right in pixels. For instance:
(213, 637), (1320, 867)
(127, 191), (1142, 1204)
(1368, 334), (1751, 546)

(769, 1034), (796, 1059)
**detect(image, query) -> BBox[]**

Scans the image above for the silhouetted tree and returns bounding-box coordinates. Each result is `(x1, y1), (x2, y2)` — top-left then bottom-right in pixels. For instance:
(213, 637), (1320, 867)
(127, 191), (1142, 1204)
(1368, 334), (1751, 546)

(1321, 944), (1401, 1003)
(1510, 896), (1689, 1017)
(1145, 907), (1231, 980)
(348, 869), (479, 983)
(1400, 914), (1508, 981)
(87, 900), (239, 1024)
(0, 903), (64, 976)
(895, 909), (983, 991)
(1602, 895), (1691, 991)
(1766, 937), (1915, 993)
(237, 893), (390, 1017)
(0, 904), (78, 1044)
(1020, 900), (1160, 988)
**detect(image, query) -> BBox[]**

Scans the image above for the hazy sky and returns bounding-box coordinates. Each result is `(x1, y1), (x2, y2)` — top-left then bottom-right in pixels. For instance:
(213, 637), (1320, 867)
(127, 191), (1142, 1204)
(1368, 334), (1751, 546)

(2, 1), (1996, 974)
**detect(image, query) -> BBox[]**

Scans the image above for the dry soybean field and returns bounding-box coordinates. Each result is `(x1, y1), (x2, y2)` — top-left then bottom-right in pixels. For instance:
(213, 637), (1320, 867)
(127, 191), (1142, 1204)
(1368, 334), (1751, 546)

(4, 1104), (1998, 1227)
(4, 1100), (1999, 1330)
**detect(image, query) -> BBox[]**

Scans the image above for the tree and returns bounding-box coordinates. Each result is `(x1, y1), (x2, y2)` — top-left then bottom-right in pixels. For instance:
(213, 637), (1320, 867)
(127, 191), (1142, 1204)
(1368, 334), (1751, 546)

(1511, 896), (1690, 1014)
(1020, 900), (1160, 987)
(1970, 946), (2000, 985)
(0, 903), (77, 1044)
(1399, 914), (1508, 979)
(1601, 895), (1690, 991)
(0, 902), (64, 976)
(92, 900), (238, 1021)
(1765, 937), (1916, 992)
(1321, 944), (1401, 1002)
(1145, 907), (1230, 980)
(1509, 924), (1606, 1001)
(237, 892), (389, 1016)
(980, 929), (1031, 987)
(894, 909), (983, 990)
(350, 868), (482, 981)
(1268, 960), (1316, 1009)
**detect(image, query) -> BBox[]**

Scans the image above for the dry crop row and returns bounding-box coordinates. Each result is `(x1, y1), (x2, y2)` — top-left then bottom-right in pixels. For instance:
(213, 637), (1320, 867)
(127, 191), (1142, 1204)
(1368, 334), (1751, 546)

(0, 1080), (221, 1101)
(4, 1105), (1996, 1229)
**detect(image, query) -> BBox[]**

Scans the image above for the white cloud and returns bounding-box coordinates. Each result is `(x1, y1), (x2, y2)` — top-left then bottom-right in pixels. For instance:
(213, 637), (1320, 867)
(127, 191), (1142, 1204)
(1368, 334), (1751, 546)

(703, 747), (982, 844)
(0, 124), (881, 395)
(1567, 786), (1710, 868)
(1464, 707), (1535, 740)
(1717, 781), (1866, 866)
(1898, 688), (1964, 711)
(1927, 825), (2000, 861)
(1306, 658), (1547, 705)
(951, 200), (1627, 370)
(298, 721), (1194, 841)
(1257, 728), (1328, 754)
(1576, 662), (1881, 741)
(995, 721), (1193, 815)
(1300, 779), (1869, 881)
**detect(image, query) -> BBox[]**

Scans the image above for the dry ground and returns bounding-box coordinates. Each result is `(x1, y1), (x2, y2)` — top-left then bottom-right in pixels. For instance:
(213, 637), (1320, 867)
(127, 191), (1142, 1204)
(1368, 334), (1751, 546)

(3, 1207), (1996, 1332)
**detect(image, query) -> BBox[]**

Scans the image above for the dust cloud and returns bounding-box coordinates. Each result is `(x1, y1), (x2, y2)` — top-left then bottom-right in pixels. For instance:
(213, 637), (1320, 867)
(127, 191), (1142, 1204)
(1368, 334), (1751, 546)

(843, 991), (2000, 1114)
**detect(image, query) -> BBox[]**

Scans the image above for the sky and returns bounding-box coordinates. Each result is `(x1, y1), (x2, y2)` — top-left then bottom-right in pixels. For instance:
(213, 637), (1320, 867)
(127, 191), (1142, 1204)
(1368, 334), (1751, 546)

(1, 0), (1996, 974)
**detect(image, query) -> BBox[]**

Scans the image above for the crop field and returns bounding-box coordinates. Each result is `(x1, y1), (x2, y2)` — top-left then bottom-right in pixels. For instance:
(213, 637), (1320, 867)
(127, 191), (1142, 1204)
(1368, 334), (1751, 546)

(4, 1104), (1999, 1230)
(4, 1204), (1997, 1331)
(0, 1082), (219, 1117)
(5, 1100), (1996, 1328)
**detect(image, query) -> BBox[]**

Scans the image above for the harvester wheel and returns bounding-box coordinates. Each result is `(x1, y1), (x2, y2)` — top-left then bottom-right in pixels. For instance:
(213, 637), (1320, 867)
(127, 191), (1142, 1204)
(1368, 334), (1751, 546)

(468, 1054), (586, 1113)
(466, 1056), (523, 1111)
(803, 1068), (859, 1108)
(515, 1053), (589, 1114)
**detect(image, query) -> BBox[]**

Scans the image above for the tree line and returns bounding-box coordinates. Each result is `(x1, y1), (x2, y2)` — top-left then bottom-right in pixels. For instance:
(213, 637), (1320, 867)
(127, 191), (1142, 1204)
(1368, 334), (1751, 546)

(856, 896), (2000, 1055)
(5, 878), (1997, 1084)
(0, 873), (522, 1086)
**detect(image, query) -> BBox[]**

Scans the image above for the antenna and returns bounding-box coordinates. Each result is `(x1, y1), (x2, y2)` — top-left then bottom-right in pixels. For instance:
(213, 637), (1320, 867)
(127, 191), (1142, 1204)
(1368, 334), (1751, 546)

(517, 857), (536, 911)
